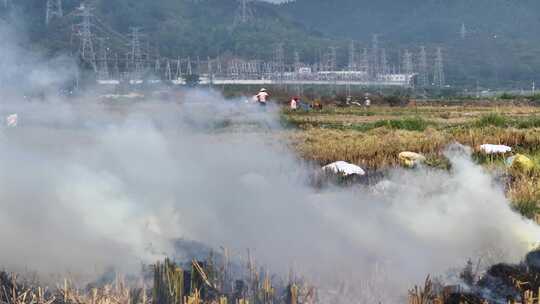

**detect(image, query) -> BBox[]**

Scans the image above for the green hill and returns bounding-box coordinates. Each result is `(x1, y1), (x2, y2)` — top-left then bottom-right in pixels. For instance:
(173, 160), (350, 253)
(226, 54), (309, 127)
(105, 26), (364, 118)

(5, 0), (540, 88)
(282, 0), (540, 87)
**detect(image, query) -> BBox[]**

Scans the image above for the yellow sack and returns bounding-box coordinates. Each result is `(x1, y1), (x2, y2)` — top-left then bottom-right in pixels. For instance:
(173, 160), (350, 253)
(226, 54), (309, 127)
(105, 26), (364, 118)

(508, 154), (535, 173)
(399, 152), (426, 168)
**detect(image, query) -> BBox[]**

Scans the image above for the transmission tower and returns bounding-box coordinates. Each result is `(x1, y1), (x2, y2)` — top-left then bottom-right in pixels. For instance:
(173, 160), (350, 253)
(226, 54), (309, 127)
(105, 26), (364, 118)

(360, 48), (369, 74)
(97, 38), (109, 80)
(165, 59), (172, 81)
(113, 53), (120, 79)
(125, 52), (130, 75)
(380, 48), (389, 75)
(75, 4), (96, 72)
(418, 46), (428, 87)
(216, 56), (222, 75)
(187, 57), (193, 75)
(274, 43), (285, 74)
(403, 49), (413, 76)
(348, 40), (356, 71)
(460, 23), (467, 39)
(370, 34), (380, 79)
(293, 51), (301, 72)
(128, 27), (144, 76)
(46, 0), (63, 25)
(329, 46), (337, 71)
(207, 57), (213, 83)
(234, 0), (254, 25)
(175, 57), (182, 79)
(433, 47), (445, 87)
(154, 57), (161, 74)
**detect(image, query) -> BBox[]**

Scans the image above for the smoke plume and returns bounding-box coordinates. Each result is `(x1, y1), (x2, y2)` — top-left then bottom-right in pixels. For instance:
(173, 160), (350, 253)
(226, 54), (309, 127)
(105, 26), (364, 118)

(0, 14), (539, 302)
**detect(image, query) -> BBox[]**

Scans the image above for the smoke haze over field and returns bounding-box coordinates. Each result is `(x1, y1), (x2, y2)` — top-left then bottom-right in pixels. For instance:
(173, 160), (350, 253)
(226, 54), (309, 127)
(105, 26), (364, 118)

(1, 14), (540, 302)
(0, 94), (539, 301)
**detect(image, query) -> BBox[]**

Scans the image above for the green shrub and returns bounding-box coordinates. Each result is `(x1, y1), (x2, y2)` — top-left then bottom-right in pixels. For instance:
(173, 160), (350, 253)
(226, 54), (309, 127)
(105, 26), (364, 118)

(387, 117), (428, 131)
(499, 92), (516, 100)
(475, 113), (508, 127)
(516, 116), (540, 129)
(512, 200), (540, 219)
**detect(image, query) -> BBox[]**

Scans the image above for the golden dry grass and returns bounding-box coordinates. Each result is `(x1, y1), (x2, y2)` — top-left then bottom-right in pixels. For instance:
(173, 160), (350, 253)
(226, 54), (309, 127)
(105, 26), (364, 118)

(285, 105), (540, 219)
(289, 126), (540, 170)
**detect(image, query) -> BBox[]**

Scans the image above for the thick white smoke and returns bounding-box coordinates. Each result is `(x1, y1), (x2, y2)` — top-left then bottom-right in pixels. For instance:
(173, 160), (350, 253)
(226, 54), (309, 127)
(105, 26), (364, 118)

(0, 94), (538, 301)
(0, 12), (539, 302)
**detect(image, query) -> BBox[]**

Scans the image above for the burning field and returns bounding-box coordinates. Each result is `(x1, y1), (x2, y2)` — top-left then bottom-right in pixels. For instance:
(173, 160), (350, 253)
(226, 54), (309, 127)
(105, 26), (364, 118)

(0, 93), (539, 304)
(1, 13), (540, 304)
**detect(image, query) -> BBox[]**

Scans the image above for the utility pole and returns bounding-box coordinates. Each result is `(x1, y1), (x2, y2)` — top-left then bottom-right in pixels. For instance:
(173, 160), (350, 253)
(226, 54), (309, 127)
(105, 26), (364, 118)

(154, 57), (161, 75)
(380, 48), (389, 75)
(346, 43), (353, 96)
(97, 38), (109, 80)
(370, 34), (380, 79)
(329, 46), (337, 71)
(460, 23), (467, 39)
(128, 27), (144, 77)
(360, 48), (369, 75)
(175, 57), (182, 80)
(234, 0), (253, 25)
(165, 59), (172, 82)
(294, 51), (301, 72)
(348, 40), (356, 71)
(125, 52), (130, 76)
(46, 0), (63, 26)
(403, 49), (414, 87)
(418, 46), (428, 87)
(402, 50), (413, 75)
(207, 57), (213, 84)
(75, 4), (96, 72)
(433, 47), (445, 87)
(187, 57), (193, 75)
(293, 51), (303, 95)
(274, 43), (284, 85)
(113, 53), (120, 80)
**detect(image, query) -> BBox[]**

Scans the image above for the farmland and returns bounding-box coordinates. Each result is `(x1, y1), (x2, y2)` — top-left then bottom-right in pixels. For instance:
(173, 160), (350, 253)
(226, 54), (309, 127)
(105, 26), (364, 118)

(284, 101), (540, 220)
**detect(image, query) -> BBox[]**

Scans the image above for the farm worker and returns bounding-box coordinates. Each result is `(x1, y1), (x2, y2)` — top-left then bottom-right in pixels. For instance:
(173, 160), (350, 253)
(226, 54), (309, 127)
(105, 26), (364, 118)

(6, 114), (17, 128)
(299, 99), (310, 111)
(256, 88), (269, 106)
(290, 96), (299, 110)
(364, 96), (371, 108)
